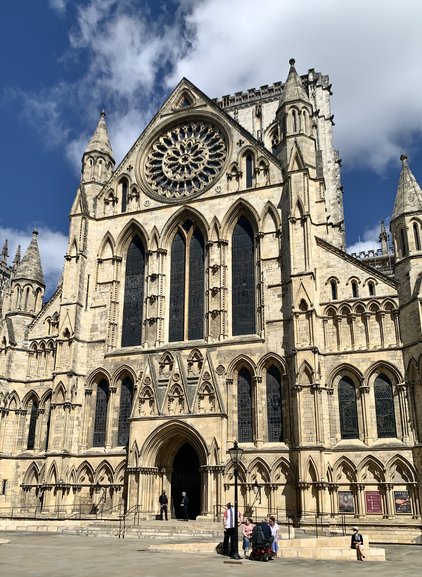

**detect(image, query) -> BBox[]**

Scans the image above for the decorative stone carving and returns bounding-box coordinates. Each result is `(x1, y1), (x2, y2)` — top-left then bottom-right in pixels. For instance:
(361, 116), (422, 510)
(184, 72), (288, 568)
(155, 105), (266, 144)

(144, 120), (227, 200)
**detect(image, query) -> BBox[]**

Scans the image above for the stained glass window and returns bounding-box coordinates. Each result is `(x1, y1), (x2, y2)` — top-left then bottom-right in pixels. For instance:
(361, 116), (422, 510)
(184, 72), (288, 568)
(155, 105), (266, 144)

(169, 222), (204, 342)
(267, 365), (283, 442)
(338, 376), (359, 439)
(232, 217), (255, 335)
(27, 400), (38, 450)
(122, 235), (145, 347)
(117, 377), (134, 446)
(238, 368), (253, 442)
(169, 231), (186, 342)
(93, 380), (108, 447)
(374, 374), (396, 438)
(245, 154), (253, 188)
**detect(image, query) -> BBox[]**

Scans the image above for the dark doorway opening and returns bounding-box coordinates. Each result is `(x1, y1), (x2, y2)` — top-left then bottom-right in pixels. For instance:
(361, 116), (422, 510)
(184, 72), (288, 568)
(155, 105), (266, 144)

(171, 442), (201, 519)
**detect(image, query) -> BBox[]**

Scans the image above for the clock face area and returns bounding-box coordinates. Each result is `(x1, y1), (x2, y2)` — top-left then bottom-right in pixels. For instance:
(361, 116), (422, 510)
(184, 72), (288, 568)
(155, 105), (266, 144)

(142, 118), (228, 202)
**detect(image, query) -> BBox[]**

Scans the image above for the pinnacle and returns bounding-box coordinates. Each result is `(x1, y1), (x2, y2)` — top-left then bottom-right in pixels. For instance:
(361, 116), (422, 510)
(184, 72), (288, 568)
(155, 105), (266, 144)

(279, 58), (310, 106)
(13, 230), (45, 287)
(392, 153), (422, 220)
(84, 111), (114, 159)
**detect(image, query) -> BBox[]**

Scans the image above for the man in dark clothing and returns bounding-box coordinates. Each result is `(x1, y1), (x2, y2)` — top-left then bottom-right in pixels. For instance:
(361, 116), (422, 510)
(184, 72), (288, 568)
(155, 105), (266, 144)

(181, 491), (189, 520)
(159, 490), (168, 520)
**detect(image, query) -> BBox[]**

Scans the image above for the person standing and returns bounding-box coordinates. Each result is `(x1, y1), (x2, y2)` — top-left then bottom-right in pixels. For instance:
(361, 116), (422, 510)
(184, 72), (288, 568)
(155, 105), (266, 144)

(223, 502), (241, 556)
(268, 515), (279, 556)
(159, 490), (168, 520)
(181, 491), (189, 520)
(350, 526), (365, 561)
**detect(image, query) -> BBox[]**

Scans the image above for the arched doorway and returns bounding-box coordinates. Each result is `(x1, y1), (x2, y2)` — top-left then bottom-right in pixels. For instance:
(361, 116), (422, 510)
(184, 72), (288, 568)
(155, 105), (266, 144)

(171, 442), (200, 519)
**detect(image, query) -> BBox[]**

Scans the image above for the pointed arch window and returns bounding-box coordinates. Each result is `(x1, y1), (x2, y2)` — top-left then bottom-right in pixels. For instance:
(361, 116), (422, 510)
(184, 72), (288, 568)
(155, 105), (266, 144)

(374, 374), (396, 438)
(121, 179), (128, 213)
(330, 279), (338, 300)
(232, 216), (256, 335)
(400, 228), (408, 257)
(266, 365), (283, 442)
(413, 222), (421, 251)
(238, 367), (253, 442)
(368, 281), (375, 296)
(351, 280), (358, 298)
(93, 380), (109, 447)
(117, 377), (134, 446)
(169, 220), (205, 342)
(27, 399), (38, 450)
(338, 376), (359, 439)
(122, 235), (145, 347)
(245, 154), (253, 188)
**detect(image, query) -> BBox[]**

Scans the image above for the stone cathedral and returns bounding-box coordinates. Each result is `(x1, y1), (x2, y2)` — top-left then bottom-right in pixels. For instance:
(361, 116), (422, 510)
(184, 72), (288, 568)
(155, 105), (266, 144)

(0, 60), (421, 536)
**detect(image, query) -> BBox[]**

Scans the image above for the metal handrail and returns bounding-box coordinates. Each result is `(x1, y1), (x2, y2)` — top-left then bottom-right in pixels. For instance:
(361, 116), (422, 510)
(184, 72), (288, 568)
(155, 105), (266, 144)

(118, 504), (141, 539)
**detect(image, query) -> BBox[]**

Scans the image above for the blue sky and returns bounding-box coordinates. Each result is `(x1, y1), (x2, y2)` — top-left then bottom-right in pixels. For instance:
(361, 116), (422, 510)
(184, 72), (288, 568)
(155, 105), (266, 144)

(1, 0), (422, 296)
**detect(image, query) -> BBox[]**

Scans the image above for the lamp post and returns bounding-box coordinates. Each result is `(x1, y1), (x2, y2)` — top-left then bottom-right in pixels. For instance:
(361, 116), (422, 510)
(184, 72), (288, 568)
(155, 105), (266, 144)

(228, 440), (243, 560)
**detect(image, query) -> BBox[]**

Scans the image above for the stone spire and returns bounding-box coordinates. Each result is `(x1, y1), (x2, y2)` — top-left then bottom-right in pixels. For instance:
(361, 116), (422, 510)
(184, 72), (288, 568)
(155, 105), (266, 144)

(12, 245), (21, 271)
(392, 154), (422, 221)
(1, 239), (8, 263)
(379, 219), (389, 255)
(84, 111), (114, 159)
(278, 58), (310, 107)
(13, 230), (45, 287)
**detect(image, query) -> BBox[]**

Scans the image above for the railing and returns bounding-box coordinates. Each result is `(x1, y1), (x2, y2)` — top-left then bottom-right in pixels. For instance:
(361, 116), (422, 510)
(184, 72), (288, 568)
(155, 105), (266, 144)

(0, 503), (124, 521)
(118, 505), (141, 539)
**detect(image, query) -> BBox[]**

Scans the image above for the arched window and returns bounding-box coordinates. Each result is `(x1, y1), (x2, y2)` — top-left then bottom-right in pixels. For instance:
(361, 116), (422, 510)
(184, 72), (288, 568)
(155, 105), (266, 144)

(169, 221), (205, 342)
(232, 216), (256, 335)
(351, 280), (358, 298)
(368, 281), (375, 296)
(330, 279), (338, 300)
(121, 235), (145, 347)
(292, 109), (298, 132)
(238, 368), (253, 442)
(245, 154), (253, 188)
(266, 365), (283, 442)
(400, 228), (408, 257)
(27, 399), (38, 450)
(93, 380), (109, 447)
(338, 376), (359, 439)
(121, 179), (128, 213)
(413, 222), (421, 251)
(117, 377), (134, 446)
(374, 374), (396, 438)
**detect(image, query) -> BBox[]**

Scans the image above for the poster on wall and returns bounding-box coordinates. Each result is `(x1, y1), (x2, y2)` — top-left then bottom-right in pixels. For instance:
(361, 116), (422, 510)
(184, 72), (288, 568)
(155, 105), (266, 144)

(394, 491), (412, 514)
(365, 491), (383, 514)
(338, 491), (354, 513)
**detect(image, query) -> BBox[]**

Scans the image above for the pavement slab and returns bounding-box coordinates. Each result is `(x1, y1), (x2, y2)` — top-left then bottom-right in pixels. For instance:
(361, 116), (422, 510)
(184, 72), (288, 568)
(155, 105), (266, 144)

(0, 532), (421, 577)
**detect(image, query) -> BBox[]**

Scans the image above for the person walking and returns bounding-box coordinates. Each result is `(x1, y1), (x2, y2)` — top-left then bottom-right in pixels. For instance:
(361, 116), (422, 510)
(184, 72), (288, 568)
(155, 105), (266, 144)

(181, 491), (189, 520)
(350, 526), (365, 561)
(159, 490), (168, 520)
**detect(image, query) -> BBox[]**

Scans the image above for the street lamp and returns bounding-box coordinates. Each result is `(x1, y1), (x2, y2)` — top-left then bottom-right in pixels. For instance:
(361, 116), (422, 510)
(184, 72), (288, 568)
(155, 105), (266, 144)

(228, 440), (243, 560)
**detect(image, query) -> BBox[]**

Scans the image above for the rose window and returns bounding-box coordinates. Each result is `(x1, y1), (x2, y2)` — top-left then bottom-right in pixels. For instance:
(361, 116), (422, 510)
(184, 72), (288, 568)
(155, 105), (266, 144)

(144, 120), (227, 199)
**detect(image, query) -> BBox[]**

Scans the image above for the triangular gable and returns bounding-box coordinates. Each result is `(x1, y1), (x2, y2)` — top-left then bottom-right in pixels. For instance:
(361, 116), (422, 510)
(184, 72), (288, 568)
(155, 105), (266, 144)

(96, 77), (283, 205)
(191, 350), (224, 414)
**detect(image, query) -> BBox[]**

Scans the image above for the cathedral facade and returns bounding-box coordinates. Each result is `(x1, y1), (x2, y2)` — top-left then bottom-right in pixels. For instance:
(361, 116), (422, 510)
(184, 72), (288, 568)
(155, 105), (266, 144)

(0, 60), (421, 533)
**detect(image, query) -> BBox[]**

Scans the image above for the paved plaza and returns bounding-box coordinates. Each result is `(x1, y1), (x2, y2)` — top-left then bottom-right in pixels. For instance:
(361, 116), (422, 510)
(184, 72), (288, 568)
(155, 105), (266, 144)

(1, 532), (422, 577)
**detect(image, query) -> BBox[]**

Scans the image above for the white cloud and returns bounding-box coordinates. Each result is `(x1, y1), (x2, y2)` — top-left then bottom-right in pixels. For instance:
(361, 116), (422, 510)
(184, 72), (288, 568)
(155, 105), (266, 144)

(49, 0), (67, 16)
(31, 0), (422, 177)
(347, 220), (392, 255)
(0, 227), (68, 299)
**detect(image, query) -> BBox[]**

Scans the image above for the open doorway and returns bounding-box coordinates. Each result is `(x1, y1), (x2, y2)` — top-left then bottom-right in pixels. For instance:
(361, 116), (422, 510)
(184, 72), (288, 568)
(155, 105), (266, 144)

(171, 442), (200, 519)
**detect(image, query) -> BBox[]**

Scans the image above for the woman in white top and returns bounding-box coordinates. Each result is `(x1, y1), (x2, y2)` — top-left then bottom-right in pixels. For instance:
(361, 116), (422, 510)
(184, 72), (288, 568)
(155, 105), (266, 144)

(268, 515), (279, 556)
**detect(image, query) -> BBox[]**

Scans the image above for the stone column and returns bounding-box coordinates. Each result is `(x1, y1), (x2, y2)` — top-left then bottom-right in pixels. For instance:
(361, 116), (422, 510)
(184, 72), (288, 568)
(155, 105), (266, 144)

(397, 382), (411, 442)
(105, 385), (117, 449)
(253, 376), (263, 447)
(352, 483), (365, 517)
(359, 384), (370, 444)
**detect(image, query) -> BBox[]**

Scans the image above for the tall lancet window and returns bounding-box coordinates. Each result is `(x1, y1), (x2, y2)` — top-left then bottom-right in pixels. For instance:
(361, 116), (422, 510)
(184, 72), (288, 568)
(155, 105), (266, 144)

(232, 216), (256, 335)
(338, 376), (359, 439)
(374, 374), (396, 438)
(266, 365), (283, 442)
(93, 380), (109, 447)
(169, 220), (205, 342)
(122, 235), (145, 347)
(237, 367), (253, 442)
(117, 376), (134, 446)
(27, 399), (38, 450)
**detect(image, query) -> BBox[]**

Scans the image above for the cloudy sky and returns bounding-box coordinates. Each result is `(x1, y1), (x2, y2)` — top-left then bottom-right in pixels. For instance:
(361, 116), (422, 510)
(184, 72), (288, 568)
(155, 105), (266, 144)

(1, 0), (422, 296)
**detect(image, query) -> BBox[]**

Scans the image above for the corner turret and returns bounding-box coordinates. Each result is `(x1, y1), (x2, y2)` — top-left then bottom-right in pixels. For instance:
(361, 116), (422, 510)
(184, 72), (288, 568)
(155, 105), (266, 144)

(10, 230), (45, 316)
(82, 111), (115, 187)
